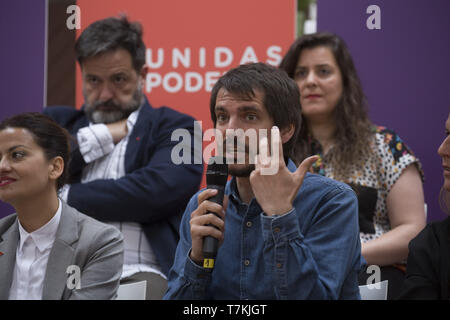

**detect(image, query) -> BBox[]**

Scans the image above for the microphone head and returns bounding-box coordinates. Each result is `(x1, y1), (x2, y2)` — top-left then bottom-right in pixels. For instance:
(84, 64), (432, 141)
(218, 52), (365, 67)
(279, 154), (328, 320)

(206, 156), (228, 187)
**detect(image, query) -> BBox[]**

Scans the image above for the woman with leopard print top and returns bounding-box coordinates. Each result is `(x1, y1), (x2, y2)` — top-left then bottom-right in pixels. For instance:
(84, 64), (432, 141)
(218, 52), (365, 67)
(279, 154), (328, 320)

(280, 32), (426, 299)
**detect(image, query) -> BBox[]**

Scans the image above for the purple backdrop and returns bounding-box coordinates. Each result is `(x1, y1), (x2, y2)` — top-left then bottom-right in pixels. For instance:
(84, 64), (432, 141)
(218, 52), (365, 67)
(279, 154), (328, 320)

(0, 0), (46, 217)
(317, 0), (450, 222)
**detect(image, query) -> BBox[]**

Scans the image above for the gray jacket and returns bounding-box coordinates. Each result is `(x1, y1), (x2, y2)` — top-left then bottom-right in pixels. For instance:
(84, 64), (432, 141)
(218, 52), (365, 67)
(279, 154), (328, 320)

(0, 201), (124, 299)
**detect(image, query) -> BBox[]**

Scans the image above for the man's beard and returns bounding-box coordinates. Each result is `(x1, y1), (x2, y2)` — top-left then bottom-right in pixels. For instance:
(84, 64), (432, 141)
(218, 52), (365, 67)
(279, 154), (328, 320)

(228, 163), (255, 177)
(84, 87), (144, 124)
(224, 136), (256, 177)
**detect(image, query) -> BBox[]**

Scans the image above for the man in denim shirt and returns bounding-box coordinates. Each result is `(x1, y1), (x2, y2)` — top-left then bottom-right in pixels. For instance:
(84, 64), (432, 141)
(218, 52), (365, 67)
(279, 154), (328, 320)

(164, 63), (363, 299)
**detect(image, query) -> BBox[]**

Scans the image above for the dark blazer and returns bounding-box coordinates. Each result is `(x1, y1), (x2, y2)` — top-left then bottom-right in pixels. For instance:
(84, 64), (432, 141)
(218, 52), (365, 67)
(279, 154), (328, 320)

(0, 201), (124, 300)
(399, 217), (450, 299)
(44, 98), (203, 275)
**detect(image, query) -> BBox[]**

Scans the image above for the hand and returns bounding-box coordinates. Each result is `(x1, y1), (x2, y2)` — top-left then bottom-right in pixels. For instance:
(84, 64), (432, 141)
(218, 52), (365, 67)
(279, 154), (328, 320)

(189, 189), (228, 264)
(106, 119), (128, 144)
(249, 126), (319, 216)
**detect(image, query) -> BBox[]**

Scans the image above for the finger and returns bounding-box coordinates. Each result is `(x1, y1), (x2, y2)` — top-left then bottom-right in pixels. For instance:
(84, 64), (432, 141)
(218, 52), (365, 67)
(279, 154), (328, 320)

(309, 155), (320, 173)
(190, 215), (225, 247)
(190, 224), (224, 242)
(192, 200), (225, 220)
(191, 212), (225, 231)
(197, 188), (218, 205)
(294, 155), (319, 182)
(258, 135), (270, 166)
(270, 126), (283, 168)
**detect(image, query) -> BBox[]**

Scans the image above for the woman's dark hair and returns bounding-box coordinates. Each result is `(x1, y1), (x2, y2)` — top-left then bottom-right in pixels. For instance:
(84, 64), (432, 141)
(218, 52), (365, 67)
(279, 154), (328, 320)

(279, 32), (374, 180)
(0, 112), (71, 190)
(210, 62), (302, 159)
(75, 15), (145, 72)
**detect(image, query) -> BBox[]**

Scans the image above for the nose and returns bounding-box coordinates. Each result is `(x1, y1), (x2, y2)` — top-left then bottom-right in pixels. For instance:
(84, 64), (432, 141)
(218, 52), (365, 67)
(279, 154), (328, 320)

(217, 116), (241, 145)
(438, 136), (450, 159)
(223, 116), (247, 144)
(304, 70), (318, 87)
(0, 156), (12, 173)
(99, 83), (114, 101)
(225, 115), (240, 131)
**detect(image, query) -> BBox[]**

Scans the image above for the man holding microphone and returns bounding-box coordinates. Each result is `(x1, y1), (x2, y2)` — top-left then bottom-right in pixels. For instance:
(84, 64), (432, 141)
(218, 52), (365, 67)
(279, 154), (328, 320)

(164, 62), (363, 299)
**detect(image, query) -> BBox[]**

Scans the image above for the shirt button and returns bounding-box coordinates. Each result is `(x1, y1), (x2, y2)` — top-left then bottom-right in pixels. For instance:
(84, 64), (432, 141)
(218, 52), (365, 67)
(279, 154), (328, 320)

(273, 227), (281, 233)
(246, 221), (252, 227)
(244, 259), (250, 266)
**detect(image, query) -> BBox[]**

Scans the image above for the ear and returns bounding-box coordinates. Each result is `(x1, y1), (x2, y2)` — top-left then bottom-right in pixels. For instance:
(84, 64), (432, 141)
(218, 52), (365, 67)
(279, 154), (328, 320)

(48, 156), (64, 182)
(280, 124), (295, 144)
(139, 65), (148, 80)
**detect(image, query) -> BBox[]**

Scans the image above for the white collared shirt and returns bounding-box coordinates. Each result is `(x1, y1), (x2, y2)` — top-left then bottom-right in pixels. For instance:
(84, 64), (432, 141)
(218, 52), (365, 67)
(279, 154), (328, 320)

(60, 106), (163, 279)
(9, 199), (62, 300)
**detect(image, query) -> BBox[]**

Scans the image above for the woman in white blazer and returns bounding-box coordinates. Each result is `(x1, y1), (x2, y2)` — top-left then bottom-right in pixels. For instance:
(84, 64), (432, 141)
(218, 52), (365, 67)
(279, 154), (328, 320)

(0, 112), (123, 300)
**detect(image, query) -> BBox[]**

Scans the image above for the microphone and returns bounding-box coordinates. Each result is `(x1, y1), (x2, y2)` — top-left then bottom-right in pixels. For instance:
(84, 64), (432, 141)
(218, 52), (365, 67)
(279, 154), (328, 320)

(202, 156), (228, 270)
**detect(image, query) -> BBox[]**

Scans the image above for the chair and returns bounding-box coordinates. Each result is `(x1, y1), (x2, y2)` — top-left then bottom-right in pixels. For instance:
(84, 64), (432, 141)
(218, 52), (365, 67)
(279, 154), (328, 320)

(116, 280), (147, 300)
(358, 280), (388, 300)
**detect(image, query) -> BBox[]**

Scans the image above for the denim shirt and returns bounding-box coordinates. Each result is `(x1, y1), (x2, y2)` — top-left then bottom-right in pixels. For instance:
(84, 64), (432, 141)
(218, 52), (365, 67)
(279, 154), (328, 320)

(164, 160), (363, 300)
